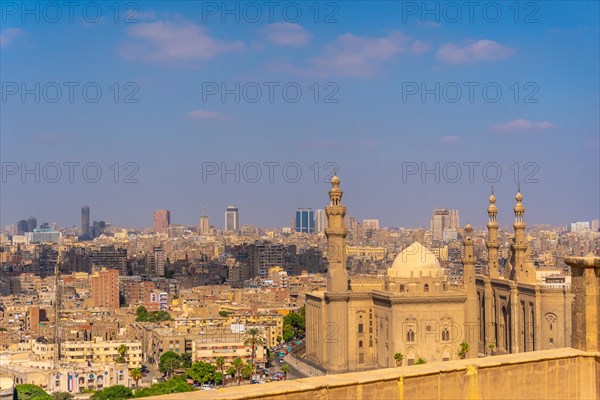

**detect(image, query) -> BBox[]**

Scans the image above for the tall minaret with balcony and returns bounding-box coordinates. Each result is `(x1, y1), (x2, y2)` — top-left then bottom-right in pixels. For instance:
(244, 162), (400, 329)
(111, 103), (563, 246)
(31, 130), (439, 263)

(325, 174), (349, 293)
(509, 189), (536, 283)
(463, 223), (479, 357)
(487, 189), (501, 278)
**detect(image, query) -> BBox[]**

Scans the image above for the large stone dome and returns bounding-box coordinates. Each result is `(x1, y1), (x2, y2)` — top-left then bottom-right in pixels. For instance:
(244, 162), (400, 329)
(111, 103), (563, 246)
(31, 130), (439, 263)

(387, 242), (444, 278)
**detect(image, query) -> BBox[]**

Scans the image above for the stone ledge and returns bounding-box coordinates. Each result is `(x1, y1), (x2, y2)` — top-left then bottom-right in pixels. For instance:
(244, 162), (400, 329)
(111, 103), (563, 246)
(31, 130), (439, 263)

(148, 348), (599, 399)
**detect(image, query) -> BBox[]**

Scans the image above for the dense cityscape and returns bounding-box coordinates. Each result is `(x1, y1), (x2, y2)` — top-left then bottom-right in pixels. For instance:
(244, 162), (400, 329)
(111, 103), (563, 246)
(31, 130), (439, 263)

(1, 1), (599, 399)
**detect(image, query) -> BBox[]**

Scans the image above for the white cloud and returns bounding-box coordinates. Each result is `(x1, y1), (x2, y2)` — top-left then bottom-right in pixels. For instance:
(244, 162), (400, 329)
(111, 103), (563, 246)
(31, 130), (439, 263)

(120, 21), (245, 62)
(490, 119), (554, 132)
(262, 23), (311, 46)
(438, 135), (462, 144)
(186, 109), (223, 119)
(280, 31), (430, 77)
(437, 40), (513, 64)
(0, 28), (24, 47)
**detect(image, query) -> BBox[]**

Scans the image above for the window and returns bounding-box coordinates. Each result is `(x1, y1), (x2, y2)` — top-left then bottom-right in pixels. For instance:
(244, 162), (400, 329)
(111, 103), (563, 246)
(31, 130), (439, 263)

(406, 328), (415, 342)
(442, 327), (450, 342)
(358, 340), (363, 349)
(358, 323), (364, 333)
(424, 284), (429, 292)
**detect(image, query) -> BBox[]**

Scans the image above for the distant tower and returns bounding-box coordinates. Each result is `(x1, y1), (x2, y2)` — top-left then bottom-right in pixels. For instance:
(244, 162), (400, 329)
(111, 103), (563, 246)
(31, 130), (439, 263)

(200, 208), (210, 235)
(486, 190), (501, 278)
(153, 210), (170, 234)
(295, 208), (315, 234)
(225, 206), (239, 232)
(17, 219), (28, 235)
(27, 216), (37, 232)
(315, 209), (327, 233)
(325, 174), (348, 293)
(81, 205), (90, 240)
(462, 223), (479, 357)
(509, 189), (536, 283)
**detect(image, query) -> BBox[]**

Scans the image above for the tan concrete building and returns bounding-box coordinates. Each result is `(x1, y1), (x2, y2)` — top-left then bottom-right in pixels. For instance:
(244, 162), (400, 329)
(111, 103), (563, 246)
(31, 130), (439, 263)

(306, 176), (573, 373)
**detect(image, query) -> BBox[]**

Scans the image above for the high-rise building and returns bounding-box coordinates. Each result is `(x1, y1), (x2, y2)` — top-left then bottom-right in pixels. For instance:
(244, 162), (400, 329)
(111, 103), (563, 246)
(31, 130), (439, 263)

(81, 205), (90, 240)
(249, 241), (283, 278)
(592, 219), (599, 232)
(153, 210), (170, 234)
(199, 213), (210, 235)
(88, 245), (127, 275)
(225, 206), (239, 232)
(17, 220), (28, 235)
(315, 209), (327, 233)
(154, 246), (165, 276)
(431, 209), (460, 240)
(91, 268), (119, 310)
(295, 208), (315, 233)
(363, 219), (380, 229)
(27, 216), (37, 233)
(569, 221), (590, 232)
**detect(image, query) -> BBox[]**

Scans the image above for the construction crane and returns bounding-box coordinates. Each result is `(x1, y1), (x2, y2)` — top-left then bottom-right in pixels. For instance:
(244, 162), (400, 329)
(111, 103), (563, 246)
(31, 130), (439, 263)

(53, 247), (63, 369)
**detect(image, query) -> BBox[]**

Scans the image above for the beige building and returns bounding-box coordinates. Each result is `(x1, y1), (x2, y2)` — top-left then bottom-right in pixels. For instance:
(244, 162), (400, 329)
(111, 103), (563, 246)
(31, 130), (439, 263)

(306, 176), (572, 373)
(27, 338), (142, 368)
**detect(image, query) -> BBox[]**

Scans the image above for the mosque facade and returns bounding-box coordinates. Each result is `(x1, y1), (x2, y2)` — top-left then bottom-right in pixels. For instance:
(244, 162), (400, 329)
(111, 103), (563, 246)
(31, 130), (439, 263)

(305, 175), (572, 373)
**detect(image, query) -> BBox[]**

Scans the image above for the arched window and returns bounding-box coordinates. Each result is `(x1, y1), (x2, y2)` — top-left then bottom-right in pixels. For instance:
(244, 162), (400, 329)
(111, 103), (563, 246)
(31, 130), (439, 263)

(424, 284), (429, 292)
(406, 328), (415, 342)
(441, 327), (450, 342)
(358, 340), (363, 349)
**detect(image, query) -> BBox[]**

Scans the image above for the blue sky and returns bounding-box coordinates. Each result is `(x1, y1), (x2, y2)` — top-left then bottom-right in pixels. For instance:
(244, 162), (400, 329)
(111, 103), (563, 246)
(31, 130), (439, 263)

(1, 1), (598, 229)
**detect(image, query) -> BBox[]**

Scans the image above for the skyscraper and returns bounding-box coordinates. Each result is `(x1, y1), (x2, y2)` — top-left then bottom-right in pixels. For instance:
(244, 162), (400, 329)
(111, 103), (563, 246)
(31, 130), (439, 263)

(225, 206), (239, 232)
(17, 220), (28, 235)
(295, 208), (315, 233)
(315, 209), (327, 233)
(430, 209), (449, 240)
(153, 210), (170, 234)
(26, 216), (37, 233)
(199, 212), (210, 235)
(81, 205), (90, 240)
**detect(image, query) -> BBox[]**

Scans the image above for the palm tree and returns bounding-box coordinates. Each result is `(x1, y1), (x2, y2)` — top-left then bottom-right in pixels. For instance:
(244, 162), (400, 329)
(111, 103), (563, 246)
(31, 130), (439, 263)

(129, 368), (142, 387)
(280, 365), (290, 380)
(394, 352), (404, 366)
(117, 344), (129, 364)
(232, 357), (244, 386)
(215, 357), (225, 387)
(243, 328), (266, 374)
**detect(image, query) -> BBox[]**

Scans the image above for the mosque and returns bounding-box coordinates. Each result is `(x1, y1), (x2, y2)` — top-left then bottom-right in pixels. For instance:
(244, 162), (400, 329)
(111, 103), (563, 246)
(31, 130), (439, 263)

(305, 175), (572, 373)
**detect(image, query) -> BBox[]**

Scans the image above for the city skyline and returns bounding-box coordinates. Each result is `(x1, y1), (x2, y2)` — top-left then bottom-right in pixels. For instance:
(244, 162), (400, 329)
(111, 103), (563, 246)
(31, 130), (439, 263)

(1, 2), (598, 229)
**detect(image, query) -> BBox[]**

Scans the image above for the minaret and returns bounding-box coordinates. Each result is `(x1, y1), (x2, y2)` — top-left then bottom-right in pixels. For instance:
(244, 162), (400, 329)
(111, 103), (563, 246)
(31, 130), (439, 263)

(486, 189), (501, 278)
(463, 223), (479, 357)
(509, 188), (536, 283)
(325, 174), (348, 293)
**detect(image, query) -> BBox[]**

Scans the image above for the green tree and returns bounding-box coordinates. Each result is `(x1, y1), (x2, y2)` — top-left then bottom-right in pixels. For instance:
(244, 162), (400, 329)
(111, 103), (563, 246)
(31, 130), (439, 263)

(15, 384), (51, 400)
(129, 368), (143, 387)
(283, 310), (305, 339)
(132, 377), (192, 398)
(280, 365), (290, 380)
(91, 385), (133, 400)
(394, 352), (404, 366)
(180, 352), (193, 369)
(52, 392), (74, 400)
(282, 324), (294, 342)
(218, 310), (230, 317)
(117, 344), (129, 364)
(0, 327), (7, 331)
(232, 357), (244, 386)
(187, 361), (217, 384)
(244, 327), (266, 374)
(241, 363), (253, 380)
(159, 351), (181, 379)
(135, 306), (148, 321)
(458, 341), (470, 359)
(215, 356), (225, 387)
(415, 358), (427, 365)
